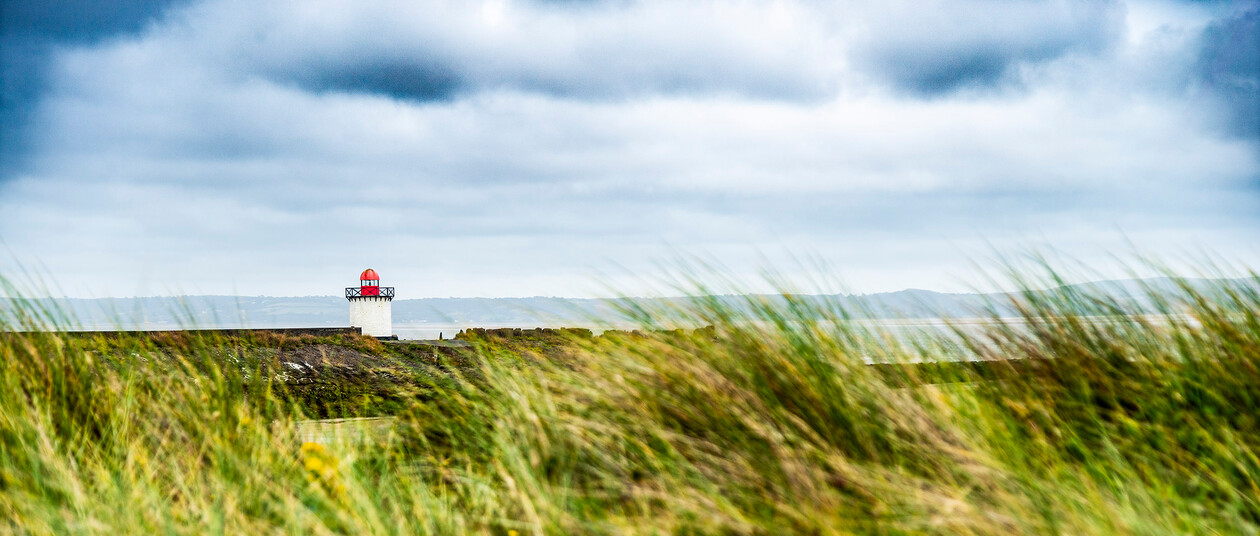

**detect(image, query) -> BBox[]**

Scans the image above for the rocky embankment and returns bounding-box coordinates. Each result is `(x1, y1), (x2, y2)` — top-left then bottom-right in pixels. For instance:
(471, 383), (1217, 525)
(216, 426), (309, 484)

(261, 340), (476, 418)
(273, 343), (410, 385)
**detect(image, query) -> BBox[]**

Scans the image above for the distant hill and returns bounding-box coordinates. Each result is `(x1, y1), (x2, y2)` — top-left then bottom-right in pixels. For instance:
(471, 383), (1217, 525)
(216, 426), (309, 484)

(9, 277), (1250, 331)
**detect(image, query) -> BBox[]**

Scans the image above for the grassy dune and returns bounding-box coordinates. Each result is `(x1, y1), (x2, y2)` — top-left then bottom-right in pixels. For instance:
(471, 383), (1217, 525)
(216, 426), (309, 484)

(2, 264), (1259, 534)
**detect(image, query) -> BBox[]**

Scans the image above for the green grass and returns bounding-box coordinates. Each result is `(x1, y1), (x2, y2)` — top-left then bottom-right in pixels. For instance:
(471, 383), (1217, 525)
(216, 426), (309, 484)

(2, 262), (1259, 534)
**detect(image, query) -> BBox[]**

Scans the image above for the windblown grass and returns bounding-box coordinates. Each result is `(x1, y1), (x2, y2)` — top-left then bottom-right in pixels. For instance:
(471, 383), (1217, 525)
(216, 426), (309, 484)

(2, 262), (1259, 534)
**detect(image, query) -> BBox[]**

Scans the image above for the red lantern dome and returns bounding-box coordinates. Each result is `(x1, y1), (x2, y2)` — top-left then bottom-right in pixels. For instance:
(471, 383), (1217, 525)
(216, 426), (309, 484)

(358, 268), (381, 296)
(346, 268), (394, 300)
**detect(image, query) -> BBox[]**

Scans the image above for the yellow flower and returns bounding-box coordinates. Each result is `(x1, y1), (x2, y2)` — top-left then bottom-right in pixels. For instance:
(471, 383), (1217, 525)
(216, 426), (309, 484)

(508, 531), (519, 536)
(301, 442), (345, 499)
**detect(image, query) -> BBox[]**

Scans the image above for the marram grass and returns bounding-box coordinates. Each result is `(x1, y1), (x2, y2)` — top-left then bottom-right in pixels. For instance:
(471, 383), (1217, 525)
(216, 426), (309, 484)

(2, 264), (1259, 534)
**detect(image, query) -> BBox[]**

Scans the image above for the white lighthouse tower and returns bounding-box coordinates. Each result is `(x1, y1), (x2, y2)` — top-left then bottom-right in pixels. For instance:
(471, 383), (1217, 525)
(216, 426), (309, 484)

(346, 268), (394, 337)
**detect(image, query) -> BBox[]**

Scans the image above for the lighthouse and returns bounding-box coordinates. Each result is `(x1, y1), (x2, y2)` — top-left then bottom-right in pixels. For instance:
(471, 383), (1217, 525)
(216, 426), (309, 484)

(346, 268), (394, 337)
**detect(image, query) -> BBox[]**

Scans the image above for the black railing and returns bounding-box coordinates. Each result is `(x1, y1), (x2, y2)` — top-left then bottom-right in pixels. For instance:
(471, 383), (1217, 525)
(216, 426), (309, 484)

(346, 287), (395, 298)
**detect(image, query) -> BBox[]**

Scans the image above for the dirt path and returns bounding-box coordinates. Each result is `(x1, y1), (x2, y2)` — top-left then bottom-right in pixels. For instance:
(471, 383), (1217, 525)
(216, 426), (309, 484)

(296, 416), (397, 445)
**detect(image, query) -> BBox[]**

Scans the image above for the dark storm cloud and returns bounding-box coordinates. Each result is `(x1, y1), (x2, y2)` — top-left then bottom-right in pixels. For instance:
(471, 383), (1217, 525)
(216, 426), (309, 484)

(1, 0), (183, 42)
(0, 37), (47, 170)
(263, 44), (829, 103)
(0, 0), (189, 178)
(224, 1), (835, 104)
(1196, 5), (1259, 139)
(283, 59), (464, 102)
(857, 1), (1124, 96)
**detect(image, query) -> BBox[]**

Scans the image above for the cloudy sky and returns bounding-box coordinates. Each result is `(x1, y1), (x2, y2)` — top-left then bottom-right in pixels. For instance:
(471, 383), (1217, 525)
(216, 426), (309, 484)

(1, 0), (1257, 298)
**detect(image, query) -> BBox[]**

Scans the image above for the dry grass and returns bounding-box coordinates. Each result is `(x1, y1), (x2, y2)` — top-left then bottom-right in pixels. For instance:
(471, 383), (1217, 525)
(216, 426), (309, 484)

(2, 262), (1259, 534)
